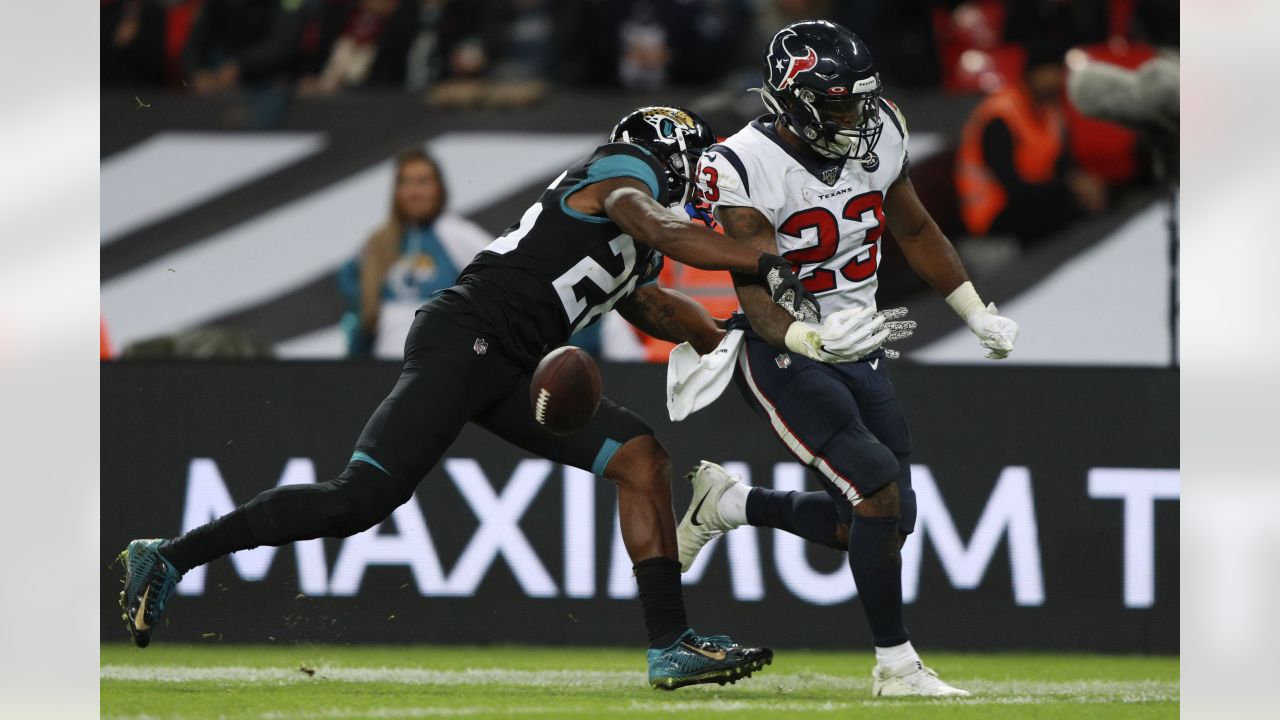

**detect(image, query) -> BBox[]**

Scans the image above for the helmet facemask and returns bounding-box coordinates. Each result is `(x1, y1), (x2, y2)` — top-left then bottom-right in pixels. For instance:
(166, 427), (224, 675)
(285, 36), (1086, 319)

(761, 84), (884, 161)
(807, 93), (884, 160)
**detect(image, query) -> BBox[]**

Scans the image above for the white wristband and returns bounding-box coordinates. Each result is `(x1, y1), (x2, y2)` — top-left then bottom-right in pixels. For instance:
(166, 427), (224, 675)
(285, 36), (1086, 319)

(784, 321), (813, 355)
(945, 281), (985, 322)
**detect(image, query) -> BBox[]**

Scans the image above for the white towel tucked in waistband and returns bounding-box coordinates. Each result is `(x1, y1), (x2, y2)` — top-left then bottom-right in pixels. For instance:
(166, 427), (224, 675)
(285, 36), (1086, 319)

(666, 329), (745, 422)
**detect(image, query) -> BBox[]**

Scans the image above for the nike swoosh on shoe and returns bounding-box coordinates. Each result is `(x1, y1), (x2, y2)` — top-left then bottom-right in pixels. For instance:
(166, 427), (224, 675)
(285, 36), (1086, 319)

(690, 491), (711, 526)
(681, 642), (726, 661)
(134, 586), (151, 631)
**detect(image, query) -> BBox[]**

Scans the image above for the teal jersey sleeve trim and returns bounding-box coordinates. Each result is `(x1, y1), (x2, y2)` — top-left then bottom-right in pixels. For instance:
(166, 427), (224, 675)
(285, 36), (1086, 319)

(588, 154), (661, 198)
(351, 450), (389, 476)
(591, 438), (624, 476)
(560, 154), (662, 223)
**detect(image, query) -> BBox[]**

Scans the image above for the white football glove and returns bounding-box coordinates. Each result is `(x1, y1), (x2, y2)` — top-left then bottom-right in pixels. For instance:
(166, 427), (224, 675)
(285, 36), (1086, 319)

(785, 307), (916, 363)
(965, 302), (1020, 359)
(821, 307), (885, 360)
(946, 282), (1020, 360)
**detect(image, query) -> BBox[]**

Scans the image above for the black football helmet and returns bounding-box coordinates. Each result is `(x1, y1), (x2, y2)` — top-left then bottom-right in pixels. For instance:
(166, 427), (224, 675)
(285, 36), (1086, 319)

(609, 106), (716, 206)
(757, 20), (884, 163)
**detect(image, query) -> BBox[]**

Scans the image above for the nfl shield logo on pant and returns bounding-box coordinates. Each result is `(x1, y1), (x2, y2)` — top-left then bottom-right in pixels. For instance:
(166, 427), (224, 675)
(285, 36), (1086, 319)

(474, 338), (488, 355)
(775, 353), (792, 369)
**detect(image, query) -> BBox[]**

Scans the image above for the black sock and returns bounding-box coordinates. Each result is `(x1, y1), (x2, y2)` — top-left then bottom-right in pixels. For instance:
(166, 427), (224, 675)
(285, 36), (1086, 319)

(745, 488), (844, 550)
(847, 515), (910, 647)
(634, 557), (689, 649)
(160, 510), (253, 574)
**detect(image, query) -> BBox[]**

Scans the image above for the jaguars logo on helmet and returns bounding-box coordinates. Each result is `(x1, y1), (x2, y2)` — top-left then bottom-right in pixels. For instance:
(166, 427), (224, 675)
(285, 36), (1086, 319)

(756, 20), (884, 163)
(610, 106), (716, 207)
(642, 107), (696, 139)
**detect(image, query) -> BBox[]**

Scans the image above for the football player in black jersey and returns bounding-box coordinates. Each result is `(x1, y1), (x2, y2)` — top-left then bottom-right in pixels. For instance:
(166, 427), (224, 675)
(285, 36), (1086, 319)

(119, 106), (818, 690)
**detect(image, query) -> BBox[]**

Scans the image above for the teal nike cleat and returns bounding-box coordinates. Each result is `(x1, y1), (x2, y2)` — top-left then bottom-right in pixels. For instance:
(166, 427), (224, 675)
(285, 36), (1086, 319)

(647, 630), (773, 690)
(118, 539), (182, 648)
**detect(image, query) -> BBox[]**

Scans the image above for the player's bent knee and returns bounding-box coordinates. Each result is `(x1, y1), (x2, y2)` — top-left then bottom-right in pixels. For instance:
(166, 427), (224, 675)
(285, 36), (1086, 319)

(823, 435), (899, 502)
(604, 435), (669, 490)
(853, 481), (900, 519)
(860, 444), (900, 488)
(327, 466), (415, 537)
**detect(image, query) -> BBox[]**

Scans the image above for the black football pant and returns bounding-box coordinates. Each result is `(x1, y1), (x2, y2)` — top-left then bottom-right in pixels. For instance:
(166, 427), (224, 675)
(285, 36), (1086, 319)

(171, 293), (652, 567)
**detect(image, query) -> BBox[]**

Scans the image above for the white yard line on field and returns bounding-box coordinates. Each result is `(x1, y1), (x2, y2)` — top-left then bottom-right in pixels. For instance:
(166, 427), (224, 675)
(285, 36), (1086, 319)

(101, 665), (644, 688)
(100, 664), (1177, 706)
(105, 692), (1180, 720)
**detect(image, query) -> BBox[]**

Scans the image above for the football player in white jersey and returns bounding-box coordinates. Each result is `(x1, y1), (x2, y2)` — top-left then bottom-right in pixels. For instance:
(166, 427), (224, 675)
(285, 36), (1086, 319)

(677, 20), (1019, 697)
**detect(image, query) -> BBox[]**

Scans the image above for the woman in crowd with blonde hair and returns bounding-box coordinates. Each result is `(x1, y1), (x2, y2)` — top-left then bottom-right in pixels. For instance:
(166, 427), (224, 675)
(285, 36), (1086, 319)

(341, 147), (491, 357)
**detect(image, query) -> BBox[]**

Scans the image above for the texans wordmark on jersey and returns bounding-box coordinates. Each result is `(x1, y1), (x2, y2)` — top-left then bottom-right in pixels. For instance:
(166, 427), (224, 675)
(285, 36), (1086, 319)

(697, 100), (910, 317)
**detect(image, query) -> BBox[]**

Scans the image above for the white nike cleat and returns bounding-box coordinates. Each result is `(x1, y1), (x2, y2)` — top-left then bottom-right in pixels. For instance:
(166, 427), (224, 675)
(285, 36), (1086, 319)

(676, 461), (744, 572)
(872, 663), (971, 697)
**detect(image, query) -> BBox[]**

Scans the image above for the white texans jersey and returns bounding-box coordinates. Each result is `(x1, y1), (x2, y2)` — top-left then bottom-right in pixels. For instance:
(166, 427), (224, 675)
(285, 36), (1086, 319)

(696, 101), (910, 317)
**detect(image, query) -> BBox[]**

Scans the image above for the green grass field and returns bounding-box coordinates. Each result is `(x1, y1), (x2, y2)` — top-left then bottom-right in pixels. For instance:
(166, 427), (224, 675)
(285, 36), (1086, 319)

(101, 643), (1178, 719)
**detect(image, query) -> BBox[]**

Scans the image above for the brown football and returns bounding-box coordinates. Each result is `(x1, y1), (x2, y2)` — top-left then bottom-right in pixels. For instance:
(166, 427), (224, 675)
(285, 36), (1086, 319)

(530, 346), (602, 435)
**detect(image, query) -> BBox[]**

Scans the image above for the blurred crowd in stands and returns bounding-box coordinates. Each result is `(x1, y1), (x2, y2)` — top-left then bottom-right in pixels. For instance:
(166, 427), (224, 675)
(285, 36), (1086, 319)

(102, 0), (1178, 360)
(102, 0), (1176, 99)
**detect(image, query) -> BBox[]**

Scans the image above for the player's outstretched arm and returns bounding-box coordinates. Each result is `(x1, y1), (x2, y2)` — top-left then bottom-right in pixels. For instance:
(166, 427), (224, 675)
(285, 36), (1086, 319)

(885, 176), (1019, 359)
(599, 181), (763, 273)
(566, 176), (815, 315)
(616, 284), (725, 354)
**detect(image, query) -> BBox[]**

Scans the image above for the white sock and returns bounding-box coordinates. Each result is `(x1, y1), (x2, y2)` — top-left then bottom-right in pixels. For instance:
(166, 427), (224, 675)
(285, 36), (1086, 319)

(716, 481), (752, 527)
(875, 641), (921, 675)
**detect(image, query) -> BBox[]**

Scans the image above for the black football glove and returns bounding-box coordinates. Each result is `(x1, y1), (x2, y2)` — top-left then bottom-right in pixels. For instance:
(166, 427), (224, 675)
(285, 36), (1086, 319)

(757, 254), (820, 321)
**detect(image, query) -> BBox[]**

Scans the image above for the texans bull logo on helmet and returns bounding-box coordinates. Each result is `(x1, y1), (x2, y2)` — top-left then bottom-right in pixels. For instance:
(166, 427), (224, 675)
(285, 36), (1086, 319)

(766, 28), (819, 92)
(756, 20), (886, 164)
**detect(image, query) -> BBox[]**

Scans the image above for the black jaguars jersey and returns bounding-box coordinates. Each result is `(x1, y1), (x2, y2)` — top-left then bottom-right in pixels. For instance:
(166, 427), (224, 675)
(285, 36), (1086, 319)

(450, 142), (669, 368)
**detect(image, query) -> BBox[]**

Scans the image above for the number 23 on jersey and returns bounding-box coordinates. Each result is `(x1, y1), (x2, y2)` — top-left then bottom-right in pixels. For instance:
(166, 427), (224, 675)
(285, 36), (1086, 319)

(776, 191), (885, 294)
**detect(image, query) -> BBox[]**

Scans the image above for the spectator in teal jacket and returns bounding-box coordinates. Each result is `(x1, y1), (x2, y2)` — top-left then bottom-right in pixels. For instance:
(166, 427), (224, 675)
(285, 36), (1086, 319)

(340, 148), (491, 357)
